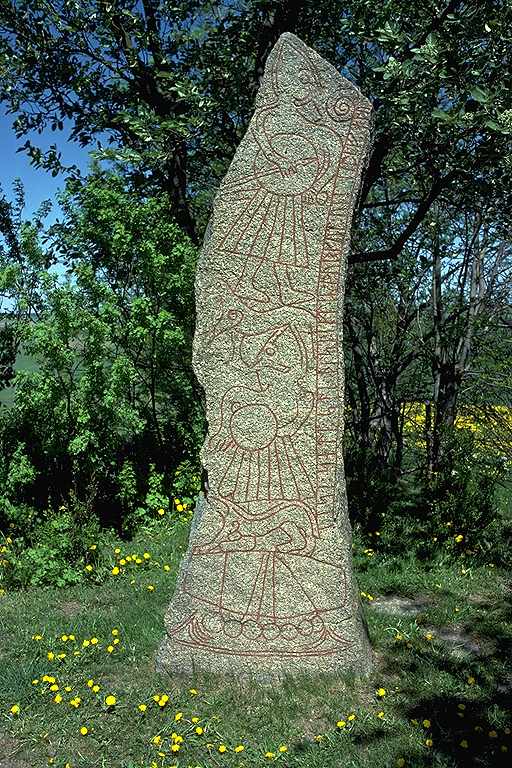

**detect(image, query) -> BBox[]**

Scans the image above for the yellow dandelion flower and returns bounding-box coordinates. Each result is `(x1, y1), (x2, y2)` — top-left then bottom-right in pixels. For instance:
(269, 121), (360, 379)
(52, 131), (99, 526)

(425, 738), (433, 747)
(138, 704), (147, 713)
(337, 720), (346, 728)
(454, 534), (464, 543)
(235, 745), (245, 753)
(348, 714), (356, 721)
(10, 704), (20, 715)
(119, 559), (126, 566)
(65, 686), (72, 692)
(143, 552), (151, 560)
(460, 740), (468, 748)
(111, 567), (120, 576)
(92, 685), (100, 693)
(80, 726), (88, 736)
(50, 684), (59, 692)
(278, 745), (287, 752)
(112, 629), (119, 636)
(85, 565), (93, 572)
(467, 676), (475, 684)
(152, 735), (162, 745)
(376, 687), (386, 697)
(90, 637), (98, 645)
(163, 564), (171, 572)
(47, 652), (55, 661)
(189, 688), (198, 695)
(218, 744), (227, 753)
(147, 584), (155, 592)
(195, 726), (204, 735)
(82, 640), (90, 648)
(423, 719), (431, 728)
(171, 744), (180, 753)
(377, 711), (384, 719)
(107, 645), (114, 653)
(174, 711), (183, 721)
(265, 751), (276, 759)
(157, 508), (165, 516)
(87, 680), (94, 688)
(105, 695), (116, 707)
(32, 679), (39, 685)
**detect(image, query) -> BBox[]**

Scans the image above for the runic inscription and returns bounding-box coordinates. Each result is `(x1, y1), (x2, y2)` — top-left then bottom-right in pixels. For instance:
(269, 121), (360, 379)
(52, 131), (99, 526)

(157, 33), (373, 679)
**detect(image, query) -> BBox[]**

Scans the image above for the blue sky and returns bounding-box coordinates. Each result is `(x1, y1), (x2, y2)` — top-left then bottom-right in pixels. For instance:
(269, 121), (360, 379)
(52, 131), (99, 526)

(0, 109), (92, 225)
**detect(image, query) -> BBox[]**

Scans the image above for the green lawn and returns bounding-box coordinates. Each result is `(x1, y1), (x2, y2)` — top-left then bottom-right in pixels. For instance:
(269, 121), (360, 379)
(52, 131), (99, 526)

(0, 520), (510, 768)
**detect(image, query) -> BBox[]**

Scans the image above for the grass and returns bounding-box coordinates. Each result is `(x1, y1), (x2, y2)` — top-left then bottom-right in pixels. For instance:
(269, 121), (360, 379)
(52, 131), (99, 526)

(0, 519), (510, 768)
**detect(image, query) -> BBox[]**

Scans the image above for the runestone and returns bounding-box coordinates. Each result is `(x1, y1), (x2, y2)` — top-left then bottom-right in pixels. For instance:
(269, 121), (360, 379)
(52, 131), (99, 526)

(157, 32), (373, 679)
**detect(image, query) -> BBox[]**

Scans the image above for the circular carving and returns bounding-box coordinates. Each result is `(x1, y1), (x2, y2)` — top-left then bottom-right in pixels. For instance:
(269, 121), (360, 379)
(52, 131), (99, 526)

(223, 619), (243, 638)
(242, 620), (262, 640)
(281, 624), (298, 640)
(262, 623), (280, 640)
(229, 403), (278, 450)
(326, 94), (352, 123)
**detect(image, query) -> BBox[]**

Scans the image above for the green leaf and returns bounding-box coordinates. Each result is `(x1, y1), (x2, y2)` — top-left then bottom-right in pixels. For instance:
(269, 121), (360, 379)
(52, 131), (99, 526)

(470, 86), (489, 103)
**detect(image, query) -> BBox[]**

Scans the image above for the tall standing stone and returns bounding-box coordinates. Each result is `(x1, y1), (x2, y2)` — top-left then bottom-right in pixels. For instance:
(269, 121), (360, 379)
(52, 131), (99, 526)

(157, 33), (373, 679)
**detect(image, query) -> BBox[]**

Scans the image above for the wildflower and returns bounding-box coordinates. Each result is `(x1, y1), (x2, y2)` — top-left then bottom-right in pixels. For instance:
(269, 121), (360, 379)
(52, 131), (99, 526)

(460, 740), (468, 748)
(69, 697), (81, 708)
(65, 686), (72, 692)
(89, 545), (97, 551)
(195, 726), (204, 735)
(10, 704), (20, 715)
(467, 676), (475, 685)
(189, 688), (198, 695)
(82, 639), (90, 648)
(92, 685), (100, 693)
(218, 744), (227, 753)
(50, 684), (59, 692)
(87, 680), (94, 688)
(265, 751), (276, 759)
(68, 634), (75, 641)
(422, 719), (431, 728)
(314, 735), (323, 742)
(425, 633), (433, 641)
(107, 645), (114, 653)
(157, 508), (165, 516)
(163, 564), (171, 572)
(119, 559), (126, 566)
(489, 730), (498, 738)
(152, 735), (162, 746)
(114, 547), (121, 554)
(111, 567), (120, 576)
(47, 652), (55, 661)
(143, 552), (151, 560)
(147, 584), (155, 592)
(425, 739), (433, 747)
(397, 759), (405, 767)
(80, 727), (88, 736)
(113, 638), (120, 645)
(138, 704), (147, 713)
(57, 652), (66, 660)
(278, 745), (287, 752)
(171, 744), (181, 752)
(347, 714), (356, 721)
(32, 634), (43, 641)
(105, 695), (117, 707)
(377, 711), (384, 719)
(32, 679), (39, 685)
(455, 534), (464, 543)
(90, 637), (98, 645)
(54, 694), (63, 703)
(85, 565), (93, 573)
(61, 634), (68, 642)
(337, 720), (346, 728)
(235, 745), (245, 753)
(376, 687), (386, 697)
(174, 711), (183, 721)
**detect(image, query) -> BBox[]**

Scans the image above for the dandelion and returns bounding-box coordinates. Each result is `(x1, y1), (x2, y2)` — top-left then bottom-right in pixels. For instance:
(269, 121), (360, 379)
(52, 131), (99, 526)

(425, 633), (433, 641)
(218, 744), (227, 753)
(69, 634), (75, 641)
(235, 745), (245, 753)
(10, 704), (20, 715)
(189, 688), (198, 695)
(195, 727), (204, 735)
(376, 687), (386, 697)
(278, 745), (287, 753)
(152, 735), (162, 746)
(454, 534), (464, 543)
(425, 739), (433, 747)
(143, 552), (151, 560)
(47, 651), (55, 661)
(82, 640), (90, 648)
(163, 564), (171, 572)
(422, 719), (431, 728)
(111, 567), (120, 576)
(337, 720), (346, 728)
(138, 704), (147, 713)
(460, 740), (468, 748)
(174, 711), (183, 721)
(32, 634), (43, 641)
(32, 679), (39, 685)
(107, 645), (114, 653)
(50, 684), (59, 692)
(265, 751), (276, 759)
(467, 676), (475, 684)
(105, 695), (117, 707)
(489, 730), (498, 738)
(114, 547), (121, 554)
(92, 685), (100, 693)
(119, 559), (126, 566)
(171, 744), (181, 753)
(147, 584), (155, 592)
(80, 727), (88, 736)
(61, 634), (68, 642)
(397, 760), (405, 768)
(87, 680), (94, 688)
(377, 711), (384, 719)
(65, 686), (72, 692)
(157, 508), (165, 516)
(90, 637), (98, 645)
(348, 714), (356, 721)
(85, 565), (93, 573)
(54, 694), (63, 703)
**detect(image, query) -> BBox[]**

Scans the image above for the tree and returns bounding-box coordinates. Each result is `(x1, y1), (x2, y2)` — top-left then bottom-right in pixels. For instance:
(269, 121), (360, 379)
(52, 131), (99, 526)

(1, 1), (511, 261)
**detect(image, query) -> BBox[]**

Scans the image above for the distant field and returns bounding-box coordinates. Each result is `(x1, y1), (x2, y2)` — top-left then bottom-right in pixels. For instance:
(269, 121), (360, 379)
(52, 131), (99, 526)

(0, 351), (39, 407)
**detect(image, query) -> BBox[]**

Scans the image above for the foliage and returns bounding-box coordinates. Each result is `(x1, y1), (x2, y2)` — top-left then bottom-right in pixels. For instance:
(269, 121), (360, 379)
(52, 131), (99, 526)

(0, 174), (203, 570)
